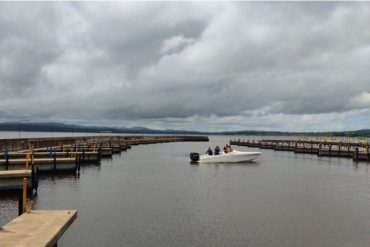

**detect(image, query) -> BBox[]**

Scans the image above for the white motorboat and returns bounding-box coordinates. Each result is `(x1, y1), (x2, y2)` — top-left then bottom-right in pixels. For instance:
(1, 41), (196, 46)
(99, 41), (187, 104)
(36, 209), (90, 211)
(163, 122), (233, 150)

(190, 150), (261, 163)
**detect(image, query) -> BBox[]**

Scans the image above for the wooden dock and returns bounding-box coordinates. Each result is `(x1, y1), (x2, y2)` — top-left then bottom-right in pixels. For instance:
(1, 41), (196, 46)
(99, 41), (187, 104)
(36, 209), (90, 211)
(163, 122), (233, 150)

(0, 134), (209, 246)
(0, 151), (100, 162)
(0, 158), (78, 173)
(0, 210), (77, 247)
(0, 135), (209, 152)
(230, 139), (370, 162)
(0, 170), (37, 192)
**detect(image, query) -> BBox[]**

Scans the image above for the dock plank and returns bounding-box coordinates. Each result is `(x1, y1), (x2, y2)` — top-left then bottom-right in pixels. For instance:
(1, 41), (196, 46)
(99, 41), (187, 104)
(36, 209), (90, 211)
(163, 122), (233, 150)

(0, 170), (31, 178)
(0, 210), (77, 247)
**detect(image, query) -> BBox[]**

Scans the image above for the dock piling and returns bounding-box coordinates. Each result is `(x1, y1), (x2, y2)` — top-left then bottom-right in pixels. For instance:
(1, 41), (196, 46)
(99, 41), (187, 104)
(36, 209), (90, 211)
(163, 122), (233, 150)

(22, 178), (27, 214)
(18, 191), (23, 216)
(5, 153), (9, 170)
(53, 151), (57, 172)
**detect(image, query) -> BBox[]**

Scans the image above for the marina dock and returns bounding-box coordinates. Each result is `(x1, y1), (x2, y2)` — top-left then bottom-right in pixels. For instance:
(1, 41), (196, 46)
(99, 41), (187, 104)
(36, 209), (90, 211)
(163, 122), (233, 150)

(0, 135), (209, 173)
(0, 135), (209, 152)
(0, 210), (77, 247)
(0, 170), (38, 192)
(0, 158), (78, 173)
(0, 134), (209, 246)
(230, 139), (370, 162)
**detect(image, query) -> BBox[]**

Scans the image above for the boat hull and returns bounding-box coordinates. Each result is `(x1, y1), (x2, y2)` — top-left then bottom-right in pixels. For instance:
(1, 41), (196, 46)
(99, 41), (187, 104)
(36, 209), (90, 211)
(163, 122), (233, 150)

(197, 151), (261, 163)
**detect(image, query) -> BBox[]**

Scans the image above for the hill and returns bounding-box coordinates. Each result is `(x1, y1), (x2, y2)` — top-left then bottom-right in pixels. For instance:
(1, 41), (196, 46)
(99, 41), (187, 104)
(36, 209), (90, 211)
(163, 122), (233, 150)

(0, 122), (369, 137)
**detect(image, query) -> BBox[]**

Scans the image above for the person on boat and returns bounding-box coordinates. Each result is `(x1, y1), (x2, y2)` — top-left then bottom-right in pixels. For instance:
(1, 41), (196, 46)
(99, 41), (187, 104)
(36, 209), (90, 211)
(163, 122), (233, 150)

(214, 146), (220, 155)
(227, 145), (233, 152)
(206, 147), (213, 155)
(223, 145), (228, 153)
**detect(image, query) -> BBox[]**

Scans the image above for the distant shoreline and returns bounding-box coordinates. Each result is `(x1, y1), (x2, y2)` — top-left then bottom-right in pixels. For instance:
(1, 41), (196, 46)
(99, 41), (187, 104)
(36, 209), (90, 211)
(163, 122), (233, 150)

(0, 122), (369, 138)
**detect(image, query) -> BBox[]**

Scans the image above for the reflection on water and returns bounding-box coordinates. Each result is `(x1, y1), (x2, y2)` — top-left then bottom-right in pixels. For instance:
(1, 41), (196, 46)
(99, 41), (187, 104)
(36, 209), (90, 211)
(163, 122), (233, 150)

(1, 135), (370, 247)
(194, 161), (260, 168)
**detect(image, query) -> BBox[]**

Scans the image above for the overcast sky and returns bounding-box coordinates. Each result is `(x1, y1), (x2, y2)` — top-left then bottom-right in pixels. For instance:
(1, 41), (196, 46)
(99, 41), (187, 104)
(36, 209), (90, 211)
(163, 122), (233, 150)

(0, 2), (369, 132)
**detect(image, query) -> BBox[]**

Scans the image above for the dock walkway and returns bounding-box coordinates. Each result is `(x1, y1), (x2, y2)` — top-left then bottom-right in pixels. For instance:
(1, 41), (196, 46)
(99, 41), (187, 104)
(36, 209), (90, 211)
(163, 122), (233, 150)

(230, 139), (370, 162)
(0, 169), (37, 192)
(0, 210), (77, 247)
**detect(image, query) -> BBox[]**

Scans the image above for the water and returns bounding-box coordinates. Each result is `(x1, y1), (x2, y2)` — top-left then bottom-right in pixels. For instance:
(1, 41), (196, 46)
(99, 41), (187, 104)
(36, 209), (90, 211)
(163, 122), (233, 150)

(1, 135), (370, 246)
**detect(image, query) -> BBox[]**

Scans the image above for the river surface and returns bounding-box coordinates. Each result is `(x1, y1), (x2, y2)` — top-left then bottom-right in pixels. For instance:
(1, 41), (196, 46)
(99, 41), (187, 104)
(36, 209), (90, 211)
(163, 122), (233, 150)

(1, 134), (370, 247)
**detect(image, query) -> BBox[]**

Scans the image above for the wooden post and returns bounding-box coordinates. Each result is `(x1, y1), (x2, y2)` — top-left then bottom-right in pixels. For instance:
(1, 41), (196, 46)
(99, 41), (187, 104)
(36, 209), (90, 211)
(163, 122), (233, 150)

(53, 151), (57, 172)
(5, 154), (9, 170)
(31, 145), (34, 166)
(77, 156), (81, 173)
(18, 191), (23, 216)
(82, 145), (85, 163)
(26, 152), (30, 169)
(30, 165), (38, 193)
(22, 178), (27, 214)
(354, 147), (359, 161)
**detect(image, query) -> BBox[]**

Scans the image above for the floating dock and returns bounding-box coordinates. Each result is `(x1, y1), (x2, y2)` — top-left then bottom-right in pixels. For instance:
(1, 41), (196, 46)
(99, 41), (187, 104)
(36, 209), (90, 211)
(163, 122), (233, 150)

(0, 169), (38, 192)
(0, 135), (209, 174)
(0, 135), (209, 152)
(0, 210), (77, 247)
(0, 151), (100, 162)
(230, 139), (370, 162)
(0, 157), (78, 173)
(0, 135), (209, 246)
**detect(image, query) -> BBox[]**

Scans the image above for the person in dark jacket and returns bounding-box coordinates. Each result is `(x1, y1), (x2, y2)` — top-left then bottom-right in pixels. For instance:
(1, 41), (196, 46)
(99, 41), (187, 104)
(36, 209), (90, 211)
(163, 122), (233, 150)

(215, 146), (220, 155)
(206, 147), (213, 155)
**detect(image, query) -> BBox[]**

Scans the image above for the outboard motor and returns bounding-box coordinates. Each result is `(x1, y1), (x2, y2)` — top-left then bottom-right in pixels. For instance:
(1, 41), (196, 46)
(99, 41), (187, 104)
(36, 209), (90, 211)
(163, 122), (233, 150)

(190, 152), (200, 162)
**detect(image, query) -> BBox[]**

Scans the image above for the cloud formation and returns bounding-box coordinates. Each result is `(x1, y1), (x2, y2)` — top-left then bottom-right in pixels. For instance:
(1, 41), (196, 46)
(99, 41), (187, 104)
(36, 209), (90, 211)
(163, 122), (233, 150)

(0, 2), (369, 131)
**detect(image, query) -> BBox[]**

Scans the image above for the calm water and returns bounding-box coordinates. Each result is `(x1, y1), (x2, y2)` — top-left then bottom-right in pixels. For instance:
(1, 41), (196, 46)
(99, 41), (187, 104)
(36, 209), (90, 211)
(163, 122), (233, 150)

(1, 135), (370, 247)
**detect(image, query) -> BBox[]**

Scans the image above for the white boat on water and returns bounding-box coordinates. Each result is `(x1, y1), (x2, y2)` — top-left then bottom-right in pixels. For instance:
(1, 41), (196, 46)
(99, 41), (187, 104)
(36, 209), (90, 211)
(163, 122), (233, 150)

(190, 150), (261, 163)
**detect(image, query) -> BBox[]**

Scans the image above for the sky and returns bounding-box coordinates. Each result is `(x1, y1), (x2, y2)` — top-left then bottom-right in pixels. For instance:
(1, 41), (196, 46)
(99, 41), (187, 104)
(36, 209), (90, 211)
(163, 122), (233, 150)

(0, 2), (369, 132)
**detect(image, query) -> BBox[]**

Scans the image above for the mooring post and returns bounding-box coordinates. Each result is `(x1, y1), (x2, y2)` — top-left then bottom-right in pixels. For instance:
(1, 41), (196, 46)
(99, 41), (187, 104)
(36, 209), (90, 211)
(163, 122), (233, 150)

(53, 150), (57, 172)
(5, 149), (9, 170)
(18, 190), (23, 216)
(26, 152), (30, 170)
(77, 156), (81, 173)
(74, 156), (81, 174)
(82, 145), (85, 163)
(22, 178), (27, 214)
(31, 145), (34, 167)
(34, 167), (39, 193)
(31, 164), (35, 192)
(354, 147), (359, 161)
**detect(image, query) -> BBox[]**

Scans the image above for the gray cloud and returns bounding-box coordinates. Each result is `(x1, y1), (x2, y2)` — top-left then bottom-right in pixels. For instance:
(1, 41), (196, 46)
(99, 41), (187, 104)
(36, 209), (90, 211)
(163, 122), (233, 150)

(0, 2), (369, 131)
